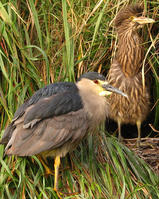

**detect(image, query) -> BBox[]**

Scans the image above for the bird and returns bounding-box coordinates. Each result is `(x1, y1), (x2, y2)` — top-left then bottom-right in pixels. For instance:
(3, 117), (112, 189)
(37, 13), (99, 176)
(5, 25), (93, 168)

(0, 72), (126, 198)
(107, 4), (155, 146)
(0, 72), (106, 146)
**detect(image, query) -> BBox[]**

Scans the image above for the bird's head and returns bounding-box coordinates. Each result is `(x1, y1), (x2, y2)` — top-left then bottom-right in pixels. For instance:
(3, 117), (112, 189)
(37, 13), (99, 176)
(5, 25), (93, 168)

(91, 79), (127, 98)
(115, 4), (155, 32)
(77, 73), (127, 121)
(77, 72), (127, 98)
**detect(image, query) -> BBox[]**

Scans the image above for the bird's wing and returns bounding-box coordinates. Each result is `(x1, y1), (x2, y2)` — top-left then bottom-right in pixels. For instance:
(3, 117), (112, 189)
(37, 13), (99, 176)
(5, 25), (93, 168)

(13, 82), (78, 121)
(0, 123), (15, 144)
(23, 90), (83, 128)
(0, 82), (78, 144)
(5, 109), (88, 156)
(3, 89), (84, 155)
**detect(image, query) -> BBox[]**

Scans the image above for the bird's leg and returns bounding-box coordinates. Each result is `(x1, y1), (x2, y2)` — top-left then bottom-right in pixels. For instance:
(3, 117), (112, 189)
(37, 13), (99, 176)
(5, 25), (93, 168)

(54, 156), (62, 199)
(54, 156), (79, 198)
(118, 119), (122, 142)
(37, 155), (54, 176)
(136, 120), (141, 147)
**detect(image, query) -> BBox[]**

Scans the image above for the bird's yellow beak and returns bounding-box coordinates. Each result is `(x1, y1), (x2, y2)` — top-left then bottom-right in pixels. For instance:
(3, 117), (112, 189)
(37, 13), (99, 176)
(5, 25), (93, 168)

(98, 80), (128, 98)
(132, 16), (155, 25)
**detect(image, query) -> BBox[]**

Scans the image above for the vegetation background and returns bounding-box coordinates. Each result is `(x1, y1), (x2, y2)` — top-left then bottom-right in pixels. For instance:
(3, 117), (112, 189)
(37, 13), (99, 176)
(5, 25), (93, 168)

(0, 0), (158, 198)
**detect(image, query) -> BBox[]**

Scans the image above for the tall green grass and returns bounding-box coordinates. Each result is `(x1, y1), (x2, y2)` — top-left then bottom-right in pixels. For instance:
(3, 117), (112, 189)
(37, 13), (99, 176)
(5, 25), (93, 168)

(0, 0), (158, 198)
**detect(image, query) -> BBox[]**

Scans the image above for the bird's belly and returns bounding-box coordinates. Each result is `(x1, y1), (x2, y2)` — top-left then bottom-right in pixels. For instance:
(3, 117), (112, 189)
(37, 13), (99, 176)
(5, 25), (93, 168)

(40, 140), (80, 159)
(109, 87), (150, 124)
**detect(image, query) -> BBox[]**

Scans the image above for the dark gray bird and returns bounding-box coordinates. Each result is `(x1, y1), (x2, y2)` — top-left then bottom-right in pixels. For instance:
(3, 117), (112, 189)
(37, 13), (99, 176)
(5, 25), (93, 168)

(107, 4), (155, 146)
(0, 72), (126, 198)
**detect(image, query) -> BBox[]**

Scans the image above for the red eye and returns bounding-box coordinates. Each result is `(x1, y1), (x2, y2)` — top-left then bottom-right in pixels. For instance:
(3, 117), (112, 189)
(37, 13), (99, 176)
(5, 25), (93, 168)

(94, 80), (99, 84)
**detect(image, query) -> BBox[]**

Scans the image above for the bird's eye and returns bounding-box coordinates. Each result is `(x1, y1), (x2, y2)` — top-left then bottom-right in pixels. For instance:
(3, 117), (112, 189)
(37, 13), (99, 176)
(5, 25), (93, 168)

(129, 16), (135, 21)
(94, 80), (99, 84)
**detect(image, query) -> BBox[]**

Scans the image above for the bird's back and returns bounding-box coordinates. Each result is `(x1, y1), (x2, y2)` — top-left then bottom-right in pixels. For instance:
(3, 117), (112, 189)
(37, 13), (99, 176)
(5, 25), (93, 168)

(0, 82), (79, 145)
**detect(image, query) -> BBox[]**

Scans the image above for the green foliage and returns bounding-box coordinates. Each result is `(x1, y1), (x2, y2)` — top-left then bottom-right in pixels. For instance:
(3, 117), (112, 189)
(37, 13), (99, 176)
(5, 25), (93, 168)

(0, 0), (158, 198)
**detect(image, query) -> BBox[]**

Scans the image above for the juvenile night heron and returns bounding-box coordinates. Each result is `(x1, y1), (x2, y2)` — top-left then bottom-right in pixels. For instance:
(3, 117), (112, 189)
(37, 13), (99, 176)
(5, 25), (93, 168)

(0, 72), (126, 198)
(107, 4), (155, 146)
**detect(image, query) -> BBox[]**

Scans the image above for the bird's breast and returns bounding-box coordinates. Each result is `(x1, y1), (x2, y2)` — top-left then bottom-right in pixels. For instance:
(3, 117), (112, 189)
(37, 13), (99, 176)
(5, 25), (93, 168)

(108, 63), (150, 124)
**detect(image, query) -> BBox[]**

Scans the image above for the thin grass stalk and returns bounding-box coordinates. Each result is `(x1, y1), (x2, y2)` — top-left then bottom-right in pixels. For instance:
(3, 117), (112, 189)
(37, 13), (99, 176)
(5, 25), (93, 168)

(62, 0), (75, 81)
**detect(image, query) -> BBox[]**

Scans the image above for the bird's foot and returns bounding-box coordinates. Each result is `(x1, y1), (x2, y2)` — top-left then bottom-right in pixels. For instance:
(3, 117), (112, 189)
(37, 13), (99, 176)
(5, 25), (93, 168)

(118, 135), (123, 143)
(136, 138), (141, 148)
(54, 188), (63, 199)
(44, 167), (54, 176)
(54, 189), (79, 199)
(44, 166), (70, 177)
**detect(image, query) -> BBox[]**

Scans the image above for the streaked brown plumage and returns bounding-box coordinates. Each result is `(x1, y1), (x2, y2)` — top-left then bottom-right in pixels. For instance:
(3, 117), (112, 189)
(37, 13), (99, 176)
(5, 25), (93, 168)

(0, 72), (126, 198)
(107, 4), (155, 146)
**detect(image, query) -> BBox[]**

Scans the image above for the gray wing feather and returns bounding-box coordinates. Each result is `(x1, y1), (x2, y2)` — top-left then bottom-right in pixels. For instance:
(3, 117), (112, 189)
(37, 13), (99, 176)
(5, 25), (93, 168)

(23, 91), (83, 127)
(13, 82), (78, 121)
(1, 83), (82, 145)
(5, 109), (89, 156)
(0, 123), (15, 144)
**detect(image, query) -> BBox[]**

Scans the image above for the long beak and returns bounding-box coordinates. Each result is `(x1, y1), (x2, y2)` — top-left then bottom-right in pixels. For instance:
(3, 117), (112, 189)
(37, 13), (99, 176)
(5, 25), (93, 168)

(132, 16), (155, 25)
(101, 82), (128, 98)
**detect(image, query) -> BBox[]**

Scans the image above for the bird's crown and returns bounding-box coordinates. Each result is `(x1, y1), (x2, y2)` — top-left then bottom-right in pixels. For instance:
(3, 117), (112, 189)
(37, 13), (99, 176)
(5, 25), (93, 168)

(115, 4), (143, 27)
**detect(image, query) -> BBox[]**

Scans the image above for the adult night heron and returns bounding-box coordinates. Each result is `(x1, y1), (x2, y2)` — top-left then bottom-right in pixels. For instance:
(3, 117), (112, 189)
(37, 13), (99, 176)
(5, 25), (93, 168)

(0, 72), (126, 198)
(107, 4), (155, 146)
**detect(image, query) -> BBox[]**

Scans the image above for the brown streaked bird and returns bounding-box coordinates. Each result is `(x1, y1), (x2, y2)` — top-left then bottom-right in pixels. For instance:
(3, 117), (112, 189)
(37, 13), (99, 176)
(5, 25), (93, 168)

(0, 72), (126, 198)
(107, 4), (155, 146)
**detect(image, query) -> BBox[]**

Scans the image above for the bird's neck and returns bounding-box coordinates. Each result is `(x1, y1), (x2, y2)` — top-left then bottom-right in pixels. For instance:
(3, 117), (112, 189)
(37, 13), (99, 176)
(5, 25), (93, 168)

(76, 79), (108, 125)
(116, 30), (144, 77)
